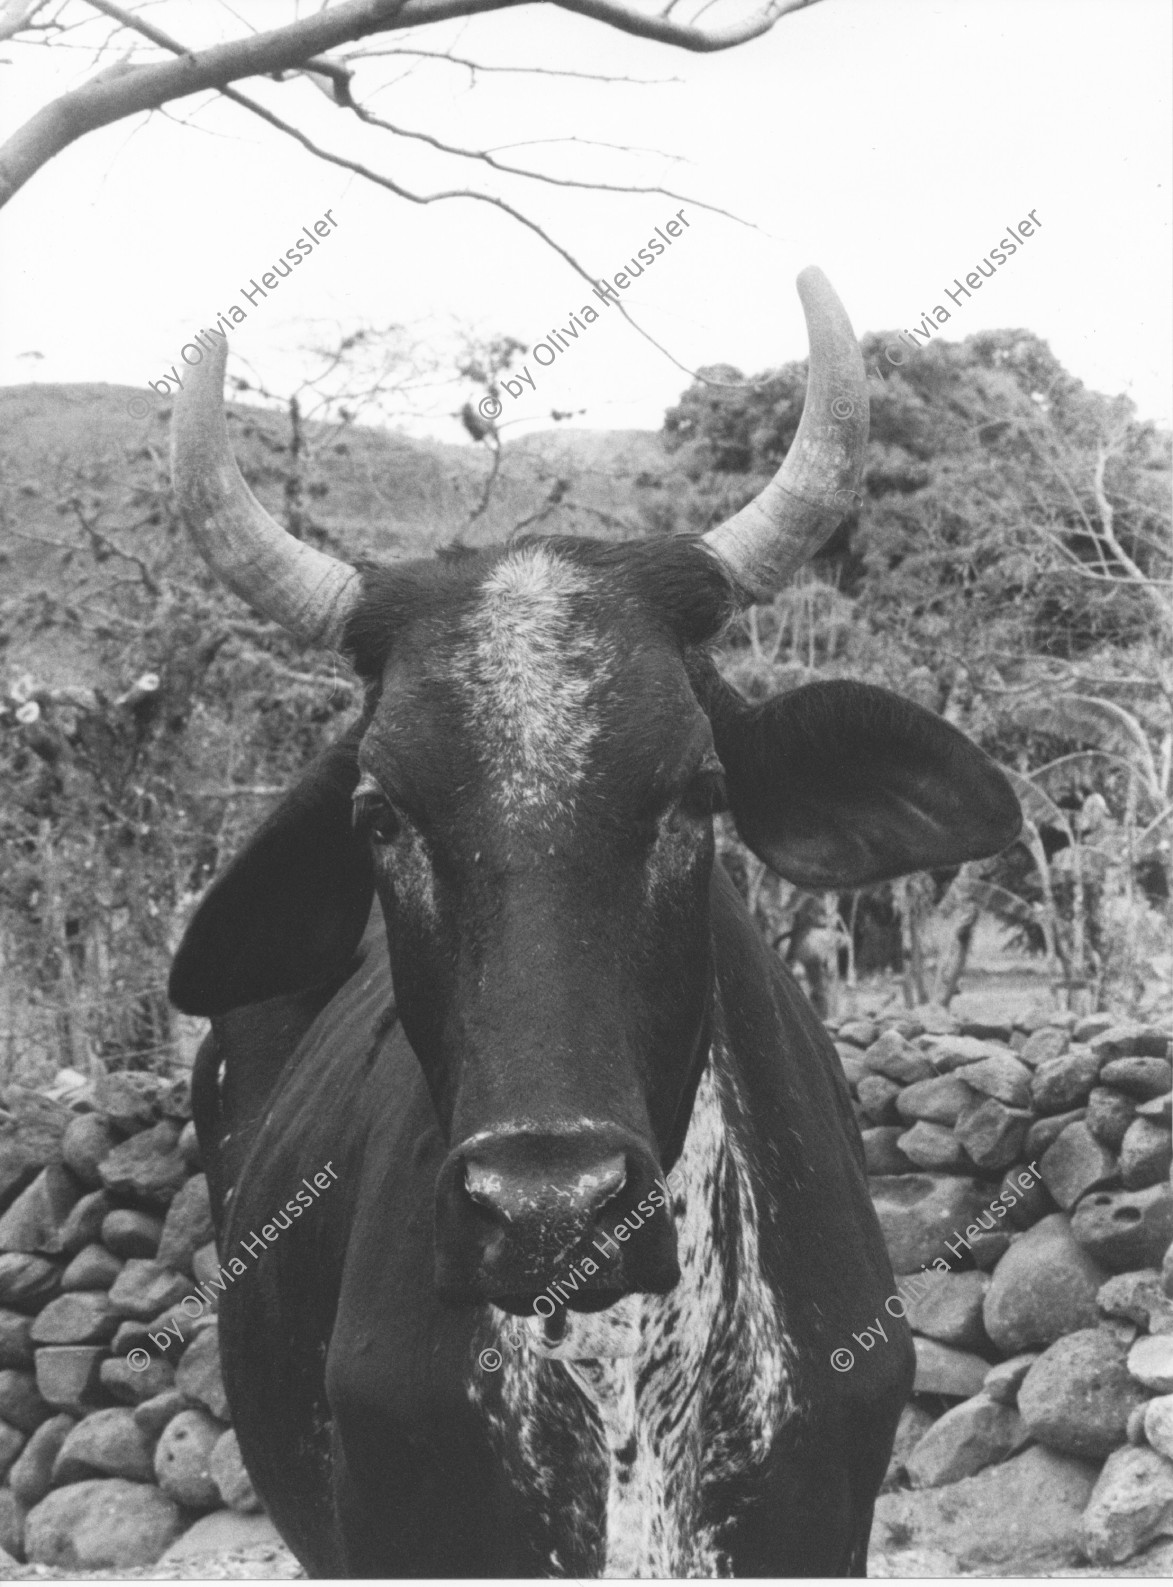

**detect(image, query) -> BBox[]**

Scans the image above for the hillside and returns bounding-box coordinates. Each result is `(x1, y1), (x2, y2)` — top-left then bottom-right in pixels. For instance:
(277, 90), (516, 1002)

(0, 381), (668, 692)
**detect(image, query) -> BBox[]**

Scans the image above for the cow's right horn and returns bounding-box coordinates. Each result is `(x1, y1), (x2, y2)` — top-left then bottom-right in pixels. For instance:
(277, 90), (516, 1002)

(171, 338), (361, 649)
(702, 267), (868, 606)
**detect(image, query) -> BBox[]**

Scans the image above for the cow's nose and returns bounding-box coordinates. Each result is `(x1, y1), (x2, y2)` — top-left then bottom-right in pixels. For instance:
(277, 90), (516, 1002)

(464, 1151), (626, 1223)
(434, 1129), (679, 1305)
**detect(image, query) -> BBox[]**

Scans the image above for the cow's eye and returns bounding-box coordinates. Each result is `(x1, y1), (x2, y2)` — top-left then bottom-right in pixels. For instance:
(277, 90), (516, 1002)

(353, 779), (402, 844)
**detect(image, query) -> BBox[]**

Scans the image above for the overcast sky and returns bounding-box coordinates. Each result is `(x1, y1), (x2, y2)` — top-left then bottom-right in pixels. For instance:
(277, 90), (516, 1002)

(1, 0), (1169, 442)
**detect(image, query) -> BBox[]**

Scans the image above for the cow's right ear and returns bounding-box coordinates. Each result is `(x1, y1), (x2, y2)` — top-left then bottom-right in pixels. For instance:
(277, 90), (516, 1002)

(170, 730), (374, 1016)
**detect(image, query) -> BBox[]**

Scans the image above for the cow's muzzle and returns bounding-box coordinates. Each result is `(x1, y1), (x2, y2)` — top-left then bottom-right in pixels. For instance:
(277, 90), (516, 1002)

(434, 1127), (679, 1307)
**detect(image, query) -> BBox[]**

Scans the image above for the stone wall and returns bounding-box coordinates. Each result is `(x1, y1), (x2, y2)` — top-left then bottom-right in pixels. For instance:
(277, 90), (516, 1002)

(1, 1007), (1170, 1573)
(0, 1072), (274, 1572)
(828, 1004), (1173, 1572)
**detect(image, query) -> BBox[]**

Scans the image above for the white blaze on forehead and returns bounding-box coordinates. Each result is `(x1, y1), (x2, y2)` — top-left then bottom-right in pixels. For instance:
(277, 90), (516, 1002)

(460, 545), (608, 819)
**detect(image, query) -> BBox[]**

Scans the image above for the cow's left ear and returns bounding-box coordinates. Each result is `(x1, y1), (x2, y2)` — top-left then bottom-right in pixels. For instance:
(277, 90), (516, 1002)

(170, 728), (374, 1016)
(708, 678), (1022, 889)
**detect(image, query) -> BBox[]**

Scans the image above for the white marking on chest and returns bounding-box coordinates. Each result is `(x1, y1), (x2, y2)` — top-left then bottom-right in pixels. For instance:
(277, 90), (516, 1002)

(457, 545), (609, 822)
(469, 1049), (796, 1577)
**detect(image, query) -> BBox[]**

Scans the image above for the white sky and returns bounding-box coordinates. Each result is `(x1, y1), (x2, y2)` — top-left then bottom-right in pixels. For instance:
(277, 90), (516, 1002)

(0, 0), (1170, 442)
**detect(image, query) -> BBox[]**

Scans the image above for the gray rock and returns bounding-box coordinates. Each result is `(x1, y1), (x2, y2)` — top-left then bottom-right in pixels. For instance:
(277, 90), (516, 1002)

(871, 1444), (1099, 1574)
(192, 1241), (221, 1286)
(1072, 1185), (1173, 1272)
(898, 1269), (989, 1350)
(133, 1389), (191, 1437)
(1128, 1402), (1150, 1444)
(54, 1189), (112, 1258)
(1100, 1056), (1173, 1100)
(983, 1352), (1039, 1405)
(1103, 1315), (1141, 1347)
(1138, 1091), (1173, 1122)
(24, 1477), (183, 1569)
(156, 1175), (214, 1277)
(924, 1035), (1009, 1072)
(1019, 1328), (1149, 1459)
(158, 1509), (287, 1566)
(1020, 1027), (1069, 1066)
(1130, 1334), (1173, 1392)
(1073, 1012), (1118, 1042)
(99, 1352), (176, 1404)
(1145, 1396), (1173, 1461)
(1099, 1269), (1173, 1332)
(997, 1164), (1054, 1231)
(0, 1165), (82, 1255)
(913, 1338), (989, 1398)
(1086, 1085), (1137, 1149)
(107, 1258), (189, 1322)
(882, 1401), (936, 1490)
(864, 1030), (936, 1084)
(969, 1228), (1012, 1270)
(861, 1127), (914, 1175)
(962, 1053), (1033, 1109)
(98, 1122), (186, 1208)
(0, 1307), (33, 1369)
(1079, 1445), (1173, 1565)
(897, 1121), (969, 1171)
(176, 1324), (228, 1419)
(917, 1005), (960, 1035)
(1025, 1107), (1086, 1157)
(857, 1073), (901, 1124)
(1090, 1026), (1171, 1062)
(906, 1391), (1027, 1487)
(177, 1121), (202, 1170)
(895, 1074), (974, 1126)
(0, 1253), (61, 1312)
(983, 1212), (1108, 1353)
(61, 1243), (122, 1292)
(33, 1345), (106, 1413)
(838, 1019), (879, 1047)
(1040, 1121), (1119, 1210)
(869, 1175), (990, 1273)
(52, 1406), (155, 1483)
(209, 1428), (261, 1512)
(955, 1097), (1031, 1171)
(8, 1413), (74, 1507)
(30, 1290), (117, 1346)
(0, 1484), (25, 1560)
(958, 1015), (1015, 1041)
(1031, 1046), (1103, 1112)
(0, 1417), (26, 1480)
(100, 1208), (163, 1258)
(1121, 1118), (1173, 1190)
(59, 1114), (120, 1190)
(159, 1075), (192, 1122)
(835, 1051), (865, 1088)
(154, 1407), (224, 1508)
(0, 1368), (54, 1433)
(92, 1072), (160, 1133)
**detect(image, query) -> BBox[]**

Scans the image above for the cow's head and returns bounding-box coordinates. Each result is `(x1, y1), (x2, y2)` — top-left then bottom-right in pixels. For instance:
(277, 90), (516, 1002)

(169, 271), (1020, 1316)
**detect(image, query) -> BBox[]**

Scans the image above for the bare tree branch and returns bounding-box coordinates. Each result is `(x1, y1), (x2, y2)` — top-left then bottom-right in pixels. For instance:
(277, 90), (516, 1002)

(0, 0), (821, 207)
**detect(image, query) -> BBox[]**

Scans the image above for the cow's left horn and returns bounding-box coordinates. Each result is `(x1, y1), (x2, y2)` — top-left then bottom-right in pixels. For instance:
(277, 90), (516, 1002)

(702, 267), (868, 605)
(171, 338), (361, 648)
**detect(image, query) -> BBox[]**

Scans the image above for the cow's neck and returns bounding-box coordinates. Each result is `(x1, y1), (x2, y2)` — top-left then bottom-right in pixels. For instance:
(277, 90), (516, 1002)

(473, 1034), (796, 1577)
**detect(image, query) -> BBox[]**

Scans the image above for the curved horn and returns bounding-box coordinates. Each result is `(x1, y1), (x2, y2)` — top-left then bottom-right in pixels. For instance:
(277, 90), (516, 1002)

(171, 338), (361, 648)
(702, 266), (868, 605)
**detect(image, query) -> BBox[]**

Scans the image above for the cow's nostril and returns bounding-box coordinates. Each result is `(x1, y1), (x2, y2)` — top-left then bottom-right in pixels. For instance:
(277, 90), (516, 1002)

(464, 1152), (627, 1222)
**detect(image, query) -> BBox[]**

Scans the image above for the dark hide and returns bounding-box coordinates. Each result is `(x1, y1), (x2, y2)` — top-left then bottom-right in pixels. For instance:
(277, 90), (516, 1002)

(199, 877), (913, 1577)
(173, 534), (1019, 1577)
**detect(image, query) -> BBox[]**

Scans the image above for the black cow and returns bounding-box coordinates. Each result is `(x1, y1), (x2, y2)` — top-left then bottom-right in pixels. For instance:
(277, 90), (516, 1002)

(168, 270), (1020, 1577)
